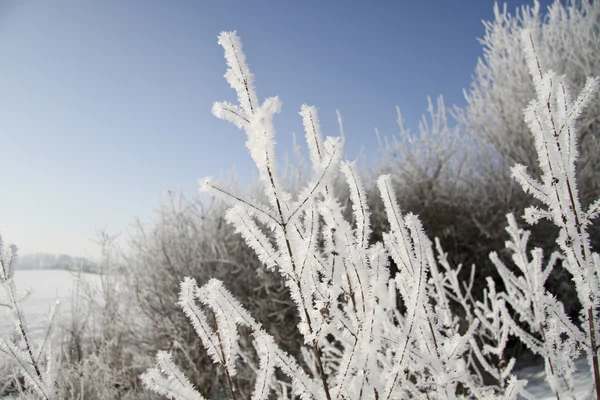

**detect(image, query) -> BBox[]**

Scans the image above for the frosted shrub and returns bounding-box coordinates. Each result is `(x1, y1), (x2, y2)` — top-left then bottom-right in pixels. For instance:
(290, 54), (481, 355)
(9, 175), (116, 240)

(0, 234), (59, 399)
(142, 24), (600, 398)
(440, 1), (600, 312)
(375, 95), (467, 205)
(493, 30), (600, 398)
(128, 192), (303, 398)
(142, 31), (543, 399)
(455, 0), (600, 203)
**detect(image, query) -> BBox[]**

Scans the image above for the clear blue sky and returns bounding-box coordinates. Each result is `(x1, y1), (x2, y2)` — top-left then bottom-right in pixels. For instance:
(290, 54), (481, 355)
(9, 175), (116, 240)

(0, 0), (552, 260)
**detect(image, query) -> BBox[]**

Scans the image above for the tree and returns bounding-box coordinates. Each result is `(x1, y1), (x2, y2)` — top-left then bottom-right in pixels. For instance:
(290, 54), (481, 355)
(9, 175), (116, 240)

(455, 0), (600, 207)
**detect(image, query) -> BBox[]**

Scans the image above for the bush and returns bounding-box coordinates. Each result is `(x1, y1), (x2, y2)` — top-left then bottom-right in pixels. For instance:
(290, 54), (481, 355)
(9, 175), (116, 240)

(53, 192), (304, 399)
(3, 1), (599, 399)
(455, 0), (600, 199)
(376, 0), (600, 321)
(142, 28), (600, 399)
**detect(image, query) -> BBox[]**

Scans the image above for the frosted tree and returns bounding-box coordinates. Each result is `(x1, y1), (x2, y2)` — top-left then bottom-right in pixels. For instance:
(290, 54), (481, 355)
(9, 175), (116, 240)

(143, 31), (506, 399)
(376, 95), (468, 205)
(0, 234), (59, 399)
(455, 0), (600, 202)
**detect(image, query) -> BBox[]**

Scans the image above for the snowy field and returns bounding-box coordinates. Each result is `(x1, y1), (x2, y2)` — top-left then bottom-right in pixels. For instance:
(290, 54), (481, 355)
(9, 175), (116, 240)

(1, 269), (100, 397)
(1, 269), (102, 345)
(517, 356), (594, 399)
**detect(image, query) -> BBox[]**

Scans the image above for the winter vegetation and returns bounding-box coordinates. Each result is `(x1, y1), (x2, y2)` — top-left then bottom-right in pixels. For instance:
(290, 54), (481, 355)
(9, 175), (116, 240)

(140, 21), (600, 399)
(0, 269), (102, 398)
(1, 241), (60, 398)
(2, 0), (600, 399)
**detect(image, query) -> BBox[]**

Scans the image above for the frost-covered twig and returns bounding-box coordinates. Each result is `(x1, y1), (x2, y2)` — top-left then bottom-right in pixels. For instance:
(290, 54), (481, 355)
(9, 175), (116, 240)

(141, 351), (206, 400)
(504, 29), (600, 398)
(491, 214), (578, 399)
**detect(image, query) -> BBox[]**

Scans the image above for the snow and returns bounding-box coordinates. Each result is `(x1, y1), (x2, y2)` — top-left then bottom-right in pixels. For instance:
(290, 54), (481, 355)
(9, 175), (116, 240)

(1, 269), (102, 398)
(517, 357), (595, 399)
(0, 269), (101, 343)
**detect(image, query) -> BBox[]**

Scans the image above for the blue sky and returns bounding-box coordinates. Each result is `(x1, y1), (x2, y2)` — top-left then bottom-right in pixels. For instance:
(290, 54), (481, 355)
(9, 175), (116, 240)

(0, 0), (552, 260)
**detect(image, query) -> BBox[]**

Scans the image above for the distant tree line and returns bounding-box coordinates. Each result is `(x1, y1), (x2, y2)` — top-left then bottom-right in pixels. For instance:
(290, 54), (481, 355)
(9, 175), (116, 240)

(15, 252), (99, 273)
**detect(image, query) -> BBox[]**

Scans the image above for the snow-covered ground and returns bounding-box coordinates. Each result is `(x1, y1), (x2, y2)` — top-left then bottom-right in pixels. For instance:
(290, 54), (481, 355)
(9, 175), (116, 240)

(1, 269), (101, 341)
(1, 270), (103, 398)
(517, 356), (595, 399)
